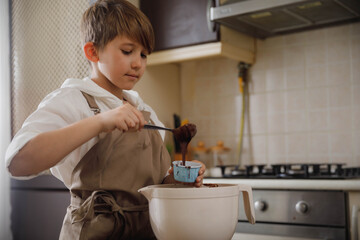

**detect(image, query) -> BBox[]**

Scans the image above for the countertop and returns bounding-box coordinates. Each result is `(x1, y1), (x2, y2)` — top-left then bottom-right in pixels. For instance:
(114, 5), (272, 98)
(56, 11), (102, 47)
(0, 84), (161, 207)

(204, 178), (360, 191)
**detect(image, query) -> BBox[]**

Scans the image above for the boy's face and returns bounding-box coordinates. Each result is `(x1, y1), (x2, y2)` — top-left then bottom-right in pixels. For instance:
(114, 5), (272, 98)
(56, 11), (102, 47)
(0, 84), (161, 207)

(94, 35), (148, 92)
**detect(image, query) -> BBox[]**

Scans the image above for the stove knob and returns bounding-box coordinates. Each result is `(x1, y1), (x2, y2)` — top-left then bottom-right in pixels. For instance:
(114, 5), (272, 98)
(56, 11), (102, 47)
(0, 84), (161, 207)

(295, 201), (309, 214)
(254, 200), (267, 212)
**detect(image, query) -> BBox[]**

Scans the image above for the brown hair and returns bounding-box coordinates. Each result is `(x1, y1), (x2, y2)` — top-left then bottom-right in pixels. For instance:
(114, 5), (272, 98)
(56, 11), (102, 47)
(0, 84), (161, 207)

(80, 0), (154, 54)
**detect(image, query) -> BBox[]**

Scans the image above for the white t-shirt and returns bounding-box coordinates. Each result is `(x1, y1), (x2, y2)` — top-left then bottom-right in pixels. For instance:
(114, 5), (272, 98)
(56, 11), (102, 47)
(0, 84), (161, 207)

(5, 77), (165, 188)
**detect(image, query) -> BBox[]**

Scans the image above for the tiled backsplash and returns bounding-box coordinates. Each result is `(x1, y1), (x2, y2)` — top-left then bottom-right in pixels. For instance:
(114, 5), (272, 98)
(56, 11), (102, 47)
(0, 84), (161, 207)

(180, 23), (360, 167)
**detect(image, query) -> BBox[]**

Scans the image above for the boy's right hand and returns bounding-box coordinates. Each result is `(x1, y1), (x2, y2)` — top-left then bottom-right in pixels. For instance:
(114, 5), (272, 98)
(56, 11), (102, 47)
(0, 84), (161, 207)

(98, 102), (146, 132)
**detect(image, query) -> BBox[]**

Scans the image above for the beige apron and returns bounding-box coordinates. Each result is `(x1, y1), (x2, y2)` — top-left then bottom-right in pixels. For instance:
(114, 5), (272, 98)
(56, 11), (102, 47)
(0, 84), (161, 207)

(59, 92), (170, 240)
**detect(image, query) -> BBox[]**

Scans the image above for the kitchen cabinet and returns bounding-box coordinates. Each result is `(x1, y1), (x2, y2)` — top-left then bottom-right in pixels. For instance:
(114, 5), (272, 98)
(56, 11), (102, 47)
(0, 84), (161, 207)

(140, 0), (255, 66)
(10, 175), (69, 240)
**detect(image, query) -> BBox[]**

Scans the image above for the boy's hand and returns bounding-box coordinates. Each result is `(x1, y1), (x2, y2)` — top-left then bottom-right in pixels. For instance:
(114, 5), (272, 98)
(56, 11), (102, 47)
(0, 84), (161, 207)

(98, 102), (145, 132)
(167, 160), (206, 188)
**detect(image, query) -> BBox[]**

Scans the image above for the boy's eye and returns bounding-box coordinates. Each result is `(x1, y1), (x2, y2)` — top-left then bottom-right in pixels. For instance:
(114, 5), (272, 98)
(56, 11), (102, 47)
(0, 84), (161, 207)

(141, 53), (147, 59)
(122, 50), (131, 55)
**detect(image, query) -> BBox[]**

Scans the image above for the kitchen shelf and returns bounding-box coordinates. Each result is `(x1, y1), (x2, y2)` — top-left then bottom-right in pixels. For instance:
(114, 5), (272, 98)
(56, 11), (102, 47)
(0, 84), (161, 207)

(147, 26), (256, 66)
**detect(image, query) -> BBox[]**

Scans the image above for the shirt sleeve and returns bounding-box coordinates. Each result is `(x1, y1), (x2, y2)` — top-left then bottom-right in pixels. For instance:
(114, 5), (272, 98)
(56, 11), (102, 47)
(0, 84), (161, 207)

(5, 88), (98, 181)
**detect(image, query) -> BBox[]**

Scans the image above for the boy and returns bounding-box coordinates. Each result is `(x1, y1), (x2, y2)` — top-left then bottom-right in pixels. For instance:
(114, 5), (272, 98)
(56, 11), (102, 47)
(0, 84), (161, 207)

(5, 0), (205, 239)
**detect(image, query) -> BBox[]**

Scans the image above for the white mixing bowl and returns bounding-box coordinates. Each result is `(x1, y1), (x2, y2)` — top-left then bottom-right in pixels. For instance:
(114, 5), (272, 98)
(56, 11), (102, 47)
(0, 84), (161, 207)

(138, 184), (255, 240)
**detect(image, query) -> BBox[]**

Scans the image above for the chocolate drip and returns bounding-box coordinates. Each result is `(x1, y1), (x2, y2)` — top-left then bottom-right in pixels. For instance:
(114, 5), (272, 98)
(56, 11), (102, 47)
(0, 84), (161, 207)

(172, 123), (197, 165)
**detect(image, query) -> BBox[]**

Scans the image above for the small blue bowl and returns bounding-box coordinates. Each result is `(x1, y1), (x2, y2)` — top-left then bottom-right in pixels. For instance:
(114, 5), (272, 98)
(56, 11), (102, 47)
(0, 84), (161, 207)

(173, 161), (201, 183)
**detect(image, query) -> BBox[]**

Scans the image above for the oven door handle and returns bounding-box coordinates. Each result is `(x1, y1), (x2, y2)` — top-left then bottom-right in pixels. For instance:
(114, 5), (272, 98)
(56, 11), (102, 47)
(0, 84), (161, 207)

(352, 204), (359, 240)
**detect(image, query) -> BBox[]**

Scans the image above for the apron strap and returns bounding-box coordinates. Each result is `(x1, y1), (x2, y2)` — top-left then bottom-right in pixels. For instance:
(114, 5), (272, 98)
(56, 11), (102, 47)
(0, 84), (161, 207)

(81, 91), (101, 115)
(70, 190), (148, 223)
(70, 191), (148, 239)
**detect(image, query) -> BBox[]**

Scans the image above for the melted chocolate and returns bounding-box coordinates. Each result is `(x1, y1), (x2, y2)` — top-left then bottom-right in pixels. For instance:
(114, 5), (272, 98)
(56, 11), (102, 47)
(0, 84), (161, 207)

(172, 123), (197, 165)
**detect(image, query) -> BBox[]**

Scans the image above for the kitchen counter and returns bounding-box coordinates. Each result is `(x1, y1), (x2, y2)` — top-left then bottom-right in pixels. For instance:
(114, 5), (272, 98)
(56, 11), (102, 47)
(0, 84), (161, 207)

(204, 178), (360, 191)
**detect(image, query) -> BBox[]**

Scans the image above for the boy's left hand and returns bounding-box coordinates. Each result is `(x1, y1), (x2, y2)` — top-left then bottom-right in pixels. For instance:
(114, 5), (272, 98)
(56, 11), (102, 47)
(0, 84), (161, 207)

(167, 160), (206, 187)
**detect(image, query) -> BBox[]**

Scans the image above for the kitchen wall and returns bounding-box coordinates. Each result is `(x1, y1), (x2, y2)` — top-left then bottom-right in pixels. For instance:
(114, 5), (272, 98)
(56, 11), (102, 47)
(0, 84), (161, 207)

(180, 23), (360, 167)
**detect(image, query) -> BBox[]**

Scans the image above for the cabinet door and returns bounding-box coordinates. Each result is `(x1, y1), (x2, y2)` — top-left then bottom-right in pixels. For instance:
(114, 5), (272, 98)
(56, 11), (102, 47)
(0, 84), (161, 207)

(11, 190), (70, 240)
(140, 0), (219, 51)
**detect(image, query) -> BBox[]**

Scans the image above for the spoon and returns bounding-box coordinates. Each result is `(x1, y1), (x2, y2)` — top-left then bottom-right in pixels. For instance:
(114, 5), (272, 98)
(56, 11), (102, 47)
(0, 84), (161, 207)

(144, 124), (173, 132)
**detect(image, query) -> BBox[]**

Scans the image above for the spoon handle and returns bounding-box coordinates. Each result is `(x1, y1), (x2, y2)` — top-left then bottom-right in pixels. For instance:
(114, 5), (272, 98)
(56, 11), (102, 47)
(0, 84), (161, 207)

(144, 124), (173, 132)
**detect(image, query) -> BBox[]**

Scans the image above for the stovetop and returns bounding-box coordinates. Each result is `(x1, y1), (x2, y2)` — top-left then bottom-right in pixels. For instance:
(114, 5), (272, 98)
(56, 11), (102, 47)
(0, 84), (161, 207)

(217, 163), (360, 179)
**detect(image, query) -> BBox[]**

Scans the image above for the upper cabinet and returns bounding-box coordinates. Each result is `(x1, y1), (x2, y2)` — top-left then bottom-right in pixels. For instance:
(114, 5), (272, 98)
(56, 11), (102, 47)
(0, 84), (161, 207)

(140, 0), (255, 66)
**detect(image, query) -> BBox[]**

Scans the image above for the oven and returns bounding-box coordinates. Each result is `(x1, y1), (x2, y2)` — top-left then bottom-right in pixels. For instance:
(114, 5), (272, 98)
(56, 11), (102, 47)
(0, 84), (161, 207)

(207, 163), (360, 240)
(236, 190), (347, 240)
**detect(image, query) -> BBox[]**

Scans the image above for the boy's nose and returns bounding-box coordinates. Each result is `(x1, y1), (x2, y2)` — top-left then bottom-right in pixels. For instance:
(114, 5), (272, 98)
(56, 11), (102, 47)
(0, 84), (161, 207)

(131, 55), (142, 69)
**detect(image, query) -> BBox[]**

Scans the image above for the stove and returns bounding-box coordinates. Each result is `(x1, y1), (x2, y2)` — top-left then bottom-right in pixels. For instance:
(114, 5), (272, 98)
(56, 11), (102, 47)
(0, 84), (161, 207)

(217, 163), (360, 179)
(209, 163), (360, 240)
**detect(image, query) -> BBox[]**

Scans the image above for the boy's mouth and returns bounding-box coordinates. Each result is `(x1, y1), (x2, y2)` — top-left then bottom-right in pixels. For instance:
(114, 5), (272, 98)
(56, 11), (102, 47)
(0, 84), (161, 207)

(125, 74), (139, 80)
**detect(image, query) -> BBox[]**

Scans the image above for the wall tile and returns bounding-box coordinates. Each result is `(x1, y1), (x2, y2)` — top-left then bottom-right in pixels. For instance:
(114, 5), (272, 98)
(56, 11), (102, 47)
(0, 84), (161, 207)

(267, 113), (285, 134)
(267, 92), (285, 113)
(327, 39), (350, 64)
(308, 110), (328, 131)
(351, 58), (360, 84)
(285, 45), (305, 68)
(286, 68), (305, 90)
(180, 23), (359, 167)
(286, 90), (306, 111)
(329, 132), (353, 155)
(306, 65), (327, 87)
(266, 69), (284, 91)
(328, 108), (353, 131)
(309, 133), (329, 155)
(307, 88), (328, 110)
(305, 43), (326, 66)
(286, 133), (308, 157)
(328, 85), (352, 108)
(286, 111), (308, 132)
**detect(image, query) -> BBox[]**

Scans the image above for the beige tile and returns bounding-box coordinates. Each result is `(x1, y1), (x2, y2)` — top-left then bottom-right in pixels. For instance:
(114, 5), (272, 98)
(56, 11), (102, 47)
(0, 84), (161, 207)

(286, 133), (308, 156)
(251, 135), (267, 158)
(308, 110), (328, 131)
(307, 88), (328, 110)
(267, 135), (286, 157)
(351, 36), (360, 60)
(249, 113), (268, 135)
(354, 107), (360, 132)
(306, 28), (326, 43)
(330, 132), (353, 155)
(286, 111), (308, 132)
(267, 113), (285, 134)
(306, 65), (327, 87)
(249, 70), (266, 93)
(329, 108), (353, 131)
(266, 69), (284, 91)
(267, 92), (285, 113)
(285, 68), (305, 89)
(351, 22), (360, 36)
(351, 58), (360, 84)
(308, 155), (330, 164)
(328, 85), (352, 108)
(327, 39), (351, 64)
(305, 43), (326, 66)
(284, 32), (307, 46)
(309, 133), (329, 155)
(285, 46), (305, 68)
(354, 131), (360, 156)
(263, 48), (284, 69)
(326, 24), (351, 40)
(249, 93), (267, 115)
(353, 84), (360, 108)
(327, 62), (351, 86)
(286, 90), (306, 111)
(264, 35), (285, 48)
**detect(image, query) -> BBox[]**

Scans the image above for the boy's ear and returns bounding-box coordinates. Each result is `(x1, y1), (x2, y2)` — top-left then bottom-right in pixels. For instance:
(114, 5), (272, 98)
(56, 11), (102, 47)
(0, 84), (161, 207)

(84, 42), (99, 62)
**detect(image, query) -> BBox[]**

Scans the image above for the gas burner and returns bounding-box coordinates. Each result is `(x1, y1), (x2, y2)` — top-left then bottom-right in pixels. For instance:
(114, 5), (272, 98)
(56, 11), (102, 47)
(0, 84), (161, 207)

(214, 163), (360, 179)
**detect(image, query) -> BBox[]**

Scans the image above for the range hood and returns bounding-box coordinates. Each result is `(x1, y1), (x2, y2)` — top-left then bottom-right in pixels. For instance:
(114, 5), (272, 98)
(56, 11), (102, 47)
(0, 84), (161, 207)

(210, 0), (360, 39)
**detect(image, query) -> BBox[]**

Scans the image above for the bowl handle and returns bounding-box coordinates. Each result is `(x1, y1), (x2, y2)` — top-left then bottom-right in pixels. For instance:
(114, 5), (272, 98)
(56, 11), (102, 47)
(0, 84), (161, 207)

(238, 184), (256, 224)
